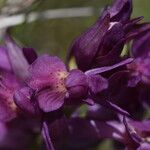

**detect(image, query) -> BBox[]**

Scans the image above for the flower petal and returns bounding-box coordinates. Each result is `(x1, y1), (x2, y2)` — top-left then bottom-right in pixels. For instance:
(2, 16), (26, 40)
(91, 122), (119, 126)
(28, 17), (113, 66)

(5, 35), (29, 80)
(0, 47), (12, 72)
(65, 69), (88, 99)
(37, 89), (65, 112)
(105, 0), (132, 23)
(85, 58), (133, 75)
(14, 87), (41, 115)
(131, 31), (150, 57)
(67, 13), (110, 71)
(28, 55), (67, 90)
(87, 74), (108, 94)
(96, 22), (124, 58)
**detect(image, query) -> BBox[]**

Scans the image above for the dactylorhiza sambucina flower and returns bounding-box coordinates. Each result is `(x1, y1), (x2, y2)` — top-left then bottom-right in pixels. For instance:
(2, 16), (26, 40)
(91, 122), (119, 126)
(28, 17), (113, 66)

(128, 30), (150, 85)
(0, 35), (41, 149)
(0, 35), (131, 149)
(0, 35), (38, 122)
(66, 0), (150, 71)
(102, 30), (150, 117)
(14, 55), (133, 115)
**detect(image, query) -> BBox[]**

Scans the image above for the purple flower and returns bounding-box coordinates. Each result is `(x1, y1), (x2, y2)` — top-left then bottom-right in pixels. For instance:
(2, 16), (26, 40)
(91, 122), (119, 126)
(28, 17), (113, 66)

(14, 54), (133, 117)
(0, 34), (38, 122)
(127, 31), (150, 85)
(66, 0), (148, 71)
(66, 0), (130, 71)
(15, 55), (89, 113)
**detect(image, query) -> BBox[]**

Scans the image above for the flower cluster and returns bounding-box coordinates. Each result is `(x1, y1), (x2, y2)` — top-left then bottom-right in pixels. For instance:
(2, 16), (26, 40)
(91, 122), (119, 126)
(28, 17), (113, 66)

(0, 0), (149, 150)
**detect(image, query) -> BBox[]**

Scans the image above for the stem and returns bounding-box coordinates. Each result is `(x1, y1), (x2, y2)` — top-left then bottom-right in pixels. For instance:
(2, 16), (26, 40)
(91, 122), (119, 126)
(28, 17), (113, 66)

(42, 121), (55, 150)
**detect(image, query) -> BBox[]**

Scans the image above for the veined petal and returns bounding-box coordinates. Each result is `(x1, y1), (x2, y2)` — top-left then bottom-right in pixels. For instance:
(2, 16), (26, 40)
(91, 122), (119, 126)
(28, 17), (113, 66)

(97, 22), (124, 57)
(67, 13), (110, 71)
(37, 89), (65, 112)
(28, 55), (67, 90)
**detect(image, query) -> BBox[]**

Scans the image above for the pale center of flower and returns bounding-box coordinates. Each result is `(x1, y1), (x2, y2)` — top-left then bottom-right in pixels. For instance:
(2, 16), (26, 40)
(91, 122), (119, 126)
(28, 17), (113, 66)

(7, 98), (17, 111)
(54, 71), (68, 93)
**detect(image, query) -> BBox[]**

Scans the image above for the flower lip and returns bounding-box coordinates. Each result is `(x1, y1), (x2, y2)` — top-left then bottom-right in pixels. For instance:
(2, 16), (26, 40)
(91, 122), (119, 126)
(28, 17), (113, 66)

(26, 55), (69, 112)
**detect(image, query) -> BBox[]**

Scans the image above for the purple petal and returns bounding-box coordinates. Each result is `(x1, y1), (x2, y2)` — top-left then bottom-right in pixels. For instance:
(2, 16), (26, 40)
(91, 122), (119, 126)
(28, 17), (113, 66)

(131, 31), (150, 57)
(68, 13), (110, 71)
(93, 39), (125, 67)
(124, 16), (144, 33)
(5, 35), (29, 80)
(85, 58), (133, 75)
(14, 87), (41, 115)
(0, 47), (12, 72)
(137, 143), (150, 150)
(127, 72), (141, 87)
(107, 71), (143, 116)
(65, 69), (88, 99)
(87, 74), (108, 94)
(127, 57), (150, 85)
(22, 47), (37, 64)
(128, 120), (150, 132)
(28, 55), (67, 90)
(37, 89), (65, 112)
(96, 22), (124, 58)
(126, 23), (150, 41)
(105, 0), (132, 23)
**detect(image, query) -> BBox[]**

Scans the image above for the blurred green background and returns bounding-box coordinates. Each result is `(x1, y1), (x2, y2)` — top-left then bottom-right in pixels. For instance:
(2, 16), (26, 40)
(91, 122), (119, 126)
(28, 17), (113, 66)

(0, 0), (148, 61)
